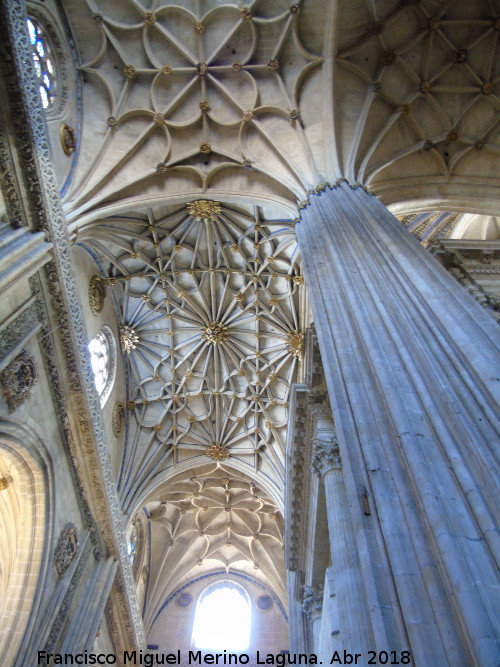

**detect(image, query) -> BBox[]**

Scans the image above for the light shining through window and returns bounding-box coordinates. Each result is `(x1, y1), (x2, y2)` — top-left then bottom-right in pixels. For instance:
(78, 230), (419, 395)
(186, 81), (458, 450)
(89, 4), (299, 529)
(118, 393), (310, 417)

(193, 583), (251, 651)
(88, 331), (109, 396)
(26, 17), (56, 109)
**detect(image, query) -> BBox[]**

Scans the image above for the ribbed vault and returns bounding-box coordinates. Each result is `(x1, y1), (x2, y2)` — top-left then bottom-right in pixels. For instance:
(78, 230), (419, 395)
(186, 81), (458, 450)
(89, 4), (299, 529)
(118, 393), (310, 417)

(82, 202), (304, 513)
(139, 463), (285, 635)
(331, 0), (500, 204)
(63, 0), (325, 221)
(61, 0), (500, 223)
(398, 211), (500, 245)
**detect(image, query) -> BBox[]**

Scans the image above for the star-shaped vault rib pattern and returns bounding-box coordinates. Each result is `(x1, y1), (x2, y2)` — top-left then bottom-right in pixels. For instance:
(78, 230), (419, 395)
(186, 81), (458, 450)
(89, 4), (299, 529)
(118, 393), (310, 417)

(84, 203), (304, 512)
(141, 465), (286, 634)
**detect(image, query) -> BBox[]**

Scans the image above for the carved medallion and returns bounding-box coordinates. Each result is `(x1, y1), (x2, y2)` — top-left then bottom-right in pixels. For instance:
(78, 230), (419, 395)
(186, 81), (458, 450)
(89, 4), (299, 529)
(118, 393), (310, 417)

(0, 352), (37, 411)
(176, 592), (193, 607)
(256, 595), (273, 611)
(54, 523), (79, 577)
(286, 330), (304, 360)
(89, 275), (106, 314)
(59, 123), (76, 155)
(187, 200), (221, 221)
(112, 402), (126, 437)
(120, 325), (139, 353)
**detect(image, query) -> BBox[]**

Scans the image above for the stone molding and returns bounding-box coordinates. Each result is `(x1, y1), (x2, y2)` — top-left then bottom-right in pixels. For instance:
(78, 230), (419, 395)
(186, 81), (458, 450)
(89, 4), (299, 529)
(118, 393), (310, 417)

(0, 130), (25, 228)
(286, 329), (333, 573)
(0, 300), (40, 366)
(0, 0), (144, 650)
(430, 241), (500, 322)
(42, 538), (93, 664)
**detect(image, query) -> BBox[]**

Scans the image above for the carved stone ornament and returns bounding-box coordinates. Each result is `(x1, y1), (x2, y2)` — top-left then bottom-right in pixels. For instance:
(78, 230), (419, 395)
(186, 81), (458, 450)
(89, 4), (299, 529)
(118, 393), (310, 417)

(112, 402), (126, 437)
(187, 200), (221, 221)
(54, 523), (79, 577)
(120, 325), (139, 353)
(0, 352), (37, 412)
(59, 123), (76, 155)
(206, 442), (230, 460)
(311, 436), (341, 475)
(0, 5), (143, 646)
(286, 330), (305, 360)
(201, 321), (228, 344)
(89, 275), (107, 314)
(302, 584), (323, 619)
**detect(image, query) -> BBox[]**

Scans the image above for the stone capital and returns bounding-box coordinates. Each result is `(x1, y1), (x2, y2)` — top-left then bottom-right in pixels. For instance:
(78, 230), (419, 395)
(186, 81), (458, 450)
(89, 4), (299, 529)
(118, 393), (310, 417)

(311, 436), (341, 475)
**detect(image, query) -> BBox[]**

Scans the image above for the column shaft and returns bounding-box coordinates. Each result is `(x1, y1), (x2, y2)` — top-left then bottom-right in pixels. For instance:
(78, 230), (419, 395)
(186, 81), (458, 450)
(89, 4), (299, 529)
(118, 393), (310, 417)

(297, 184), (500, 666)
(323, 466), (374, 664)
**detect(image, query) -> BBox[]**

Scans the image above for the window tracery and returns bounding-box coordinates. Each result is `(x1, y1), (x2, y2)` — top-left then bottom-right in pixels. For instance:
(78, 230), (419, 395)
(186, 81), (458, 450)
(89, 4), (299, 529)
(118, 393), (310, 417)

(26, 17), (56, 110)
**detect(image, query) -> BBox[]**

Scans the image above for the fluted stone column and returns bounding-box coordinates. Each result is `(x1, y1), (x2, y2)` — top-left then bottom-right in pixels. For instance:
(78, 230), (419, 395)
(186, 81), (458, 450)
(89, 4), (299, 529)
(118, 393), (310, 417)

(297, 183), (500, 666)
(312, 436), (374, 665)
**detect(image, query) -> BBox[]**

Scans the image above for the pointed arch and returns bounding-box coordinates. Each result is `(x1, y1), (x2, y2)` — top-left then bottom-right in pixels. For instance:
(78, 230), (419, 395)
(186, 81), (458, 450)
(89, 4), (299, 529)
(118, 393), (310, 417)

(0, 420), (54, 666)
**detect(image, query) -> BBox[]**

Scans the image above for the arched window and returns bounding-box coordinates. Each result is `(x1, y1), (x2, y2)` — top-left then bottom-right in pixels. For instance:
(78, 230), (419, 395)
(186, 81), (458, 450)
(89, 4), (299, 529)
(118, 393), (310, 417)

(26, 17), (56, 109)
(192, 581), (251, 651)
(88, 326), (116, 407)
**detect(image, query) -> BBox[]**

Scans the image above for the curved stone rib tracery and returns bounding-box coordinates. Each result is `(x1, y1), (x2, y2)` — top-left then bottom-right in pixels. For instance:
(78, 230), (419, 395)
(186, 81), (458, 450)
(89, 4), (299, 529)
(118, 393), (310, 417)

(83, 203), (303, 512)
(140, 464), (285, 635)
(332, 0), (500, 198)
(64, 0), (324, 220)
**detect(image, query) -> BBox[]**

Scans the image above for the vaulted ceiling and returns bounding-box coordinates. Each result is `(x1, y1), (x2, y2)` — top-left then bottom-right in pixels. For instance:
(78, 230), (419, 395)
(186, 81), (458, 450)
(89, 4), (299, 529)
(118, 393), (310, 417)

(82, 202), (304, 515)
(58, 0), (500, 623)
(63, 0), (500, 225)
(140, 464), (285, 634)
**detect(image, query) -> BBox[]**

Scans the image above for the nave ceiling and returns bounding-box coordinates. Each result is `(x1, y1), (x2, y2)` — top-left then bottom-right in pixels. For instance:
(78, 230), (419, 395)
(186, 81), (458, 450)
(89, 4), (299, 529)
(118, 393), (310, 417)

(137, 464), (286, 635)
(82, 202), (304, 515)
(61, 0), (500, 224)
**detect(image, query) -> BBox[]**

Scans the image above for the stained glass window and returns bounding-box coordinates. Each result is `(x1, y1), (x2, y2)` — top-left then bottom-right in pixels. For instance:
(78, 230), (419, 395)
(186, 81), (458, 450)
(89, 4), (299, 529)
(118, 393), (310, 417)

(27, 17), (56, 109)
